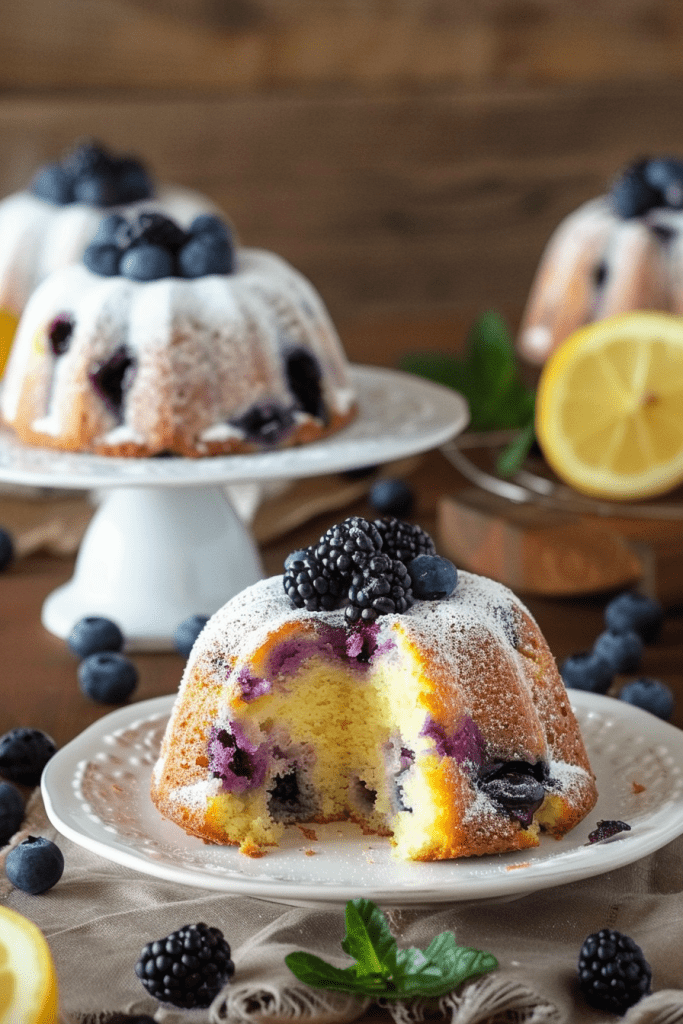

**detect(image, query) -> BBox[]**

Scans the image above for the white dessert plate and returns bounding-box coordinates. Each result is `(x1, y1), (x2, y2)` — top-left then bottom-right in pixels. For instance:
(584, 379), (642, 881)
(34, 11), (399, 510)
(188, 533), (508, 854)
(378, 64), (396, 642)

(42, 691), (683, 907)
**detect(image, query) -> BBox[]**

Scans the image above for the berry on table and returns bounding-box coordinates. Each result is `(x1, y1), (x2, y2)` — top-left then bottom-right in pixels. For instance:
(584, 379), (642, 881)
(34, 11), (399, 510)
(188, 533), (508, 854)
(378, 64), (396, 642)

(587, 819), (631, 844)
(0, 527), (14, 571)
(578, 929), (651, 1015)
(560, 651), (613, 694)
(619, 677), (675, 720)
(368, 478), (414, 518)
(5, 836), (64, 894)
(135, 922), (235, 1009)
(0, 728), (57, 786)
(174, 614), (210, 657)
(592, 628), (643, 674)
(604, 591), (664, 644)
(0, 783), (24, 846)
(78, 652), (139, 704)
(407, 554), (458, 600)
(67, 615), (124, 658)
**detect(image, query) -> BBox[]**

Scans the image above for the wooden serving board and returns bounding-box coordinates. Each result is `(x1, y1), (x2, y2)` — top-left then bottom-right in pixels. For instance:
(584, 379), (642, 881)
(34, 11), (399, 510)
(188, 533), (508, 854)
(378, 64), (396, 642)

(438, 488), (683, 605)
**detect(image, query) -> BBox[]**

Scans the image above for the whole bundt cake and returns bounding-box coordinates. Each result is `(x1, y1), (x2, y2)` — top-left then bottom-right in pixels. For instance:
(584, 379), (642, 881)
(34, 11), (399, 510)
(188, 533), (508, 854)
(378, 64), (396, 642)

(0, 209), (356, 457)
(151, 517), (597, 860)
(0, 140), (219, 370)
(517, 156), (683, 365)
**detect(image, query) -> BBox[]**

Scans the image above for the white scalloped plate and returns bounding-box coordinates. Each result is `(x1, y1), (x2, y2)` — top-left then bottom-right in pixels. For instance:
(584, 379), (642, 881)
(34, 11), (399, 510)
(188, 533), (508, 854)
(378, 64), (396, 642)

(42, 692), (683, 906)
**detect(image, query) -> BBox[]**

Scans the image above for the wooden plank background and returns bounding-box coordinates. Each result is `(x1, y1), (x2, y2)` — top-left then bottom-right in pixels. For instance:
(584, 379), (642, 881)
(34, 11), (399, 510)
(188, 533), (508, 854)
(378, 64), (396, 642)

(3, 1), (683, 362)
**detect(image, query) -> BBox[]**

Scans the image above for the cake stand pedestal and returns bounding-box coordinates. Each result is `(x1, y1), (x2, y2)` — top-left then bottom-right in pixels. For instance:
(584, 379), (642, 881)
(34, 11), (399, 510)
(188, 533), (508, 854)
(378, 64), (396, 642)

(0, 366), (468, 650)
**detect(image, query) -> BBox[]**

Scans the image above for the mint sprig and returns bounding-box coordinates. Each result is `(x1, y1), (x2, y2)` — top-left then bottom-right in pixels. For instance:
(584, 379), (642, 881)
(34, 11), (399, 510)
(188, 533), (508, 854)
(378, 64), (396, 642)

(401, 310), (536, 476)
(285, 898), (498, 1000)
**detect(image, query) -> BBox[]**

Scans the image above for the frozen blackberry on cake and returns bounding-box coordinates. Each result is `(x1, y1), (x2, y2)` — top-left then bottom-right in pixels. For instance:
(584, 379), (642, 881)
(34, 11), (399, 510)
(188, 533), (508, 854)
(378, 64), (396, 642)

(0, 209), (356, 457)
(0, 140), (221, 368)
(150, 518), (597, 860)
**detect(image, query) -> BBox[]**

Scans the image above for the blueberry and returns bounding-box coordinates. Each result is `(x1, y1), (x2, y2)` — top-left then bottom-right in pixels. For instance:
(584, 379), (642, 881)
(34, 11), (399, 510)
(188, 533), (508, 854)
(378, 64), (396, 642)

(73, 173), (121, 207)
(120, 243), (174, 281)
(592, 628), (643, 674)
(64, 141), (110, 178)
(619, 677), (675, 720)
(560, 651), (613, 694)
(0, 783), (24, 846)
(83, 243), (122, 277)
(644, 157), (683, 208)
(114, 159), (154, 203)
(173, 614), (210, 657)
(29, 163), (75, 205)
(0, 527), (14, 571)
(5, 835), (64, 894)
(189, 214), (232, 243)
(89, 345), (136, 419)
(368, 478), (414, 518)
(604, 591), (664, 644)
(407, 554), (458, 600)
(78, 652), (138, 704)
(230, 402), (295, 445)
(90, 213), (128, 248)
(610, 163), (660, 218)
(178, 234), (233, 278)
(48, 315), (74, 357)
(0, 728), (56, 786)
(67, 615), (124, 658)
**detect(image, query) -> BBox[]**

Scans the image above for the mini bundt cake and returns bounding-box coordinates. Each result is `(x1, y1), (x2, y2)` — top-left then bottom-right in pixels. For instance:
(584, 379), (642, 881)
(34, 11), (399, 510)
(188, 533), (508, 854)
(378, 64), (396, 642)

(0, 210), (356, 457)
(151, 517), (598, 860)
(0, 140), (219, 371)
(518, 156), (683, 365)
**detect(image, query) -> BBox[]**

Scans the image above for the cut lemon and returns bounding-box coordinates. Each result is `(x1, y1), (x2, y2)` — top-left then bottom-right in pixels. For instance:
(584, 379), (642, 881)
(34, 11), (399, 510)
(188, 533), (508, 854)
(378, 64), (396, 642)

(0, 906), (59, 1023)
(536, 311), (683, 500)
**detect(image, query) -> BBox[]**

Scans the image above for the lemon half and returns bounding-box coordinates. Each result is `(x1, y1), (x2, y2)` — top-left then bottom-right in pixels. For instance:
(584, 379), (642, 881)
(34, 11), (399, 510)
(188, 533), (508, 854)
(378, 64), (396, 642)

(536, 311), (683, 500)
(0, 906), (59, 1024)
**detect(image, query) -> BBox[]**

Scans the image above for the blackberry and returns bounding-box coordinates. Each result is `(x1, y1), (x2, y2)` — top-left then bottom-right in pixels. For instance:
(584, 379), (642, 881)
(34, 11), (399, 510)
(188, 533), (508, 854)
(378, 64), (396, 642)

(346, 556), (414, 623)
(0, 728), (56, 786)
(578, 929), (651, 1015)
(587, 820), (631, 844)
(374, 517), (435, 564)
(135, 922), (234, 1009)
(315, 516), (383, 576)
(283, 549), (345, 611)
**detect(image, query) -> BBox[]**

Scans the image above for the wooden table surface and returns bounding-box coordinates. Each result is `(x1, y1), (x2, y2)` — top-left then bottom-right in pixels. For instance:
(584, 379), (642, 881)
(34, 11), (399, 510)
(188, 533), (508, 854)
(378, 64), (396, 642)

(1, 446), (683, 750)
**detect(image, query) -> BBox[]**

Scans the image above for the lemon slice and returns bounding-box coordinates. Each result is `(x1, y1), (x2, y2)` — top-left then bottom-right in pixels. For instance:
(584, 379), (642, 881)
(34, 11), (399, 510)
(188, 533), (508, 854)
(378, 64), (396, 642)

(536, 311), (683, 500)
(0, 906), (59, 1023)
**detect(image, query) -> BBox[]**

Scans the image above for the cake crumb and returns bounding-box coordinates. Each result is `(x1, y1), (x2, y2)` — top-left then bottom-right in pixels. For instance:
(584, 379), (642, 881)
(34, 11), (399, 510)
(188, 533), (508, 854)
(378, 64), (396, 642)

(506, 861), (531, 870)
(298, 825), (318, 841)
(632, 781), (646, 794)
(303, 848), (316, 856)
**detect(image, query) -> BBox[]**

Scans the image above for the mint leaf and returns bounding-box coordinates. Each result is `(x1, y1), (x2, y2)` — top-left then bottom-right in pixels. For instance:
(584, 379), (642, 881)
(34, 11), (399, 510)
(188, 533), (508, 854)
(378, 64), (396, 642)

(495, 420), (536, 478)
(285, 899), (498, 1001)
(341, 898), (395, 978)
(400, 310), (535, 434)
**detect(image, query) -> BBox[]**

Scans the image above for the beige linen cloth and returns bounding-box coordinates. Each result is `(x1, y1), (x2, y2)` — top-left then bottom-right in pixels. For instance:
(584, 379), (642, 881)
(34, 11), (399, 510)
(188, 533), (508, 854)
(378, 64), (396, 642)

(1, 792), (683, 1024)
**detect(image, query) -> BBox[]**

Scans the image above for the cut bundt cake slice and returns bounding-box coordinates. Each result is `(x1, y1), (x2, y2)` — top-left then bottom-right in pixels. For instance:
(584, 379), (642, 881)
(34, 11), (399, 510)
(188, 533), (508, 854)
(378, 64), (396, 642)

(151, 518), (597, 861)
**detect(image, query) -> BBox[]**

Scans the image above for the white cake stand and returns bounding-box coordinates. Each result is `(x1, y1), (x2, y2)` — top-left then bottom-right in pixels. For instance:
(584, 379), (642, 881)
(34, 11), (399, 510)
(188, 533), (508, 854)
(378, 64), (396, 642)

(0, 366), (468, 650)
